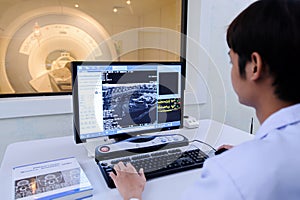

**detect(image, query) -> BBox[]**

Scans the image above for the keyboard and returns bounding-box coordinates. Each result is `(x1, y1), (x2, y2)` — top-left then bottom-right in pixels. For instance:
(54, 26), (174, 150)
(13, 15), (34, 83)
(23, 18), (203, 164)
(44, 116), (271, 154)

(96, 147), (209, 188)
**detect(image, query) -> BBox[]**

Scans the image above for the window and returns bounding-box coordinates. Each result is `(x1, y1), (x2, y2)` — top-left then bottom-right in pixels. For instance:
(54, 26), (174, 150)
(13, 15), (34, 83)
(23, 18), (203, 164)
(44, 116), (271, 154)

(0, 0), (187, 96)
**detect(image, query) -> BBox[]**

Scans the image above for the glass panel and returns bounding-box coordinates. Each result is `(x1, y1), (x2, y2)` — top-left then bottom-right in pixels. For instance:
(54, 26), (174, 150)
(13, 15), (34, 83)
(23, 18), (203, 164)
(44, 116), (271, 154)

(0, 0), (185, 95)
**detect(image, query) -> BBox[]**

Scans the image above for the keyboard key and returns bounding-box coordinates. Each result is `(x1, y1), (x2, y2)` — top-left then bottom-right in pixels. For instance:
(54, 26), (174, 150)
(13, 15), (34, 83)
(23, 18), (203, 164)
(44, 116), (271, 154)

(151, 151), (168, 157)
(131, 154), (151, 160)
(110, 158), (131, 165)
(168, 149), (182, 154)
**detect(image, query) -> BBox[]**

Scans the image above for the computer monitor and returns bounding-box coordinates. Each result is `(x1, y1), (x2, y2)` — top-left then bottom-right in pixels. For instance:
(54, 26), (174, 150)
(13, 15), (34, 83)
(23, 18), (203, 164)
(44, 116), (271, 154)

(72, 61), (185, 144)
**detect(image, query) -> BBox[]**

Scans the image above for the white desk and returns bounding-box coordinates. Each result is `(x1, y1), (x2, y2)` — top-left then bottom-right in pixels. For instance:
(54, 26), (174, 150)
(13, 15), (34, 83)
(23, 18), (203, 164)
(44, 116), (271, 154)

(0, 119), (253, 199)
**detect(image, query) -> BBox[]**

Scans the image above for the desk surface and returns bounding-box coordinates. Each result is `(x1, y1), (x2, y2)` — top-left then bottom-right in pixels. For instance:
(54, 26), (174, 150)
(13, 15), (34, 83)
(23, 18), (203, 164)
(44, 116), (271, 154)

(0, 119), (253, 199)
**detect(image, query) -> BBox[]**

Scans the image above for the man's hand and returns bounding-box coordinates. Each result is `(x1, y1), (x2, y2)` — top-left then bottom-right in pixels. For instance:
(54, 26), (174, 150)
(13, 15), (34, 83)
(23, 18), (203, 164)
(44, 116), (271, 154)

(217, 144), (234, 150)
(110, 162), (146, 200)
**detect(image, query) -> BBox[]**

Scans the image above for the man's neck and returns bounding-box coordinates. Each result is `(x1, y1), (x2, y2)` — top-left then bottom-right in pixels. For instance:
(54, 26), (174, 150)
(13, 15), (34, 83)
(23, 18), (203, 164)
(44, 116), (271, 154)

(255, 98), (294, 124)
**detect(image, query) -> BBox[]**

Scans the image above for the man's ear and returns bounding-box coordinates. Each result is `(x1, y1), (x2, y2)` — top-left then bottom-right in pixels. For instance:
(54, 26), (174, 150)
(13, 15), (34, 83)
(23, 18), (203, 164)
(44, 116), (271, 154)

(250, 52), (263, 81)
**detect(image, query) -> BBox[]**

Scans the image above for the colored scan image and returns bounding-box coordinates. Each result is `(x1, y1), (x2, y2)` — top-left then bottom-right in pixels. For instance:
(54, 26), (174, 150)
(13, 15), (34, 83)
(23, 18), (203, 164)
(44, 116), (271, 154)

(102, 83), (157, 130)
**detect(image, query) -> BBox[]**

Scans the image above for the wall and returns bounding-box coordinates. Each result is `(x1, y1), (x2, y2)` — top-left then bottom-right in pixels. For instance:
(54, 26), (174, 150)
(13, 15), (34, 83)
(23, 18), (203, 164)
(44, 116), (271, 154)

(184, 0), (260, 133)
(0, 114), (73, 166)
(137, 1), (180, 61)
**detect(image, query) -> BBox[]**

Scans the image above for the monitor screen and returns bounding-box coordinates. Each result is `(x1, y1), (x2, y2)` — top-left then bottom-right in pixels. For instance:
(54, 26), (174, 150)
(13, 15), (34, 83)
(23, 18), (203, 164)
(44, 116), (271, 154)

(72, 61), (185, 143)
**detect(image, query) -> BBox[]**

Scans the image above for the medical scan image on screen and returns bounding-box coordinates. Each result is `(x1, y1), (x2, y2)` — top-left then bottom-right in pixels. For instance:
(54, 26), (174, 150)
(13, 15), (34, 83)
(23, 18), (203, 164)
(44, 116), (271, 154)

(73, 62), (183, 141)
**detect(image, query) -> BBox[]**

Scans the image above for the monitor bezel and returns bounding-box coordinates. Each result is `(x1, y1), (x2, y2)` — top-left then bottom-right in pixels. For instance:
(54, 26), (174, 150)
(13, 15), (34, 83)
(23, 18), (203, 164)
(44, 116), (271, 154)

(72, 61), (186, 144)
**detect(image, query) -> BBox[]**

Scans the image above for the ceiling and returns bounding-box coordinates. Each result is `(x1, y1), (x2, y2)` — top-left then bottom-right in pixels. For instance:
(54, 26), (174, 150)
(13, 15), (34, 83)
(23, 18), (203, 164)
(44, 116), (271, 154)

(0, 0), (178, 17)
(0, 0), (180, 31)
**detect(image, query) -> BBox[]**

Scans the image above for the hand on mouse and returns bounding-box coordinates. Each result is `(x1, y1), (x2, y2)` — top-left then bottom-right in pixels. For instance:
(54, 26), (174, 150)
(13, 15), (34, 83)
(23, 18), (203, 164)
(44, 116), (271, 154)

(214, 145), (234, 155)
(217, 144), (234, 151)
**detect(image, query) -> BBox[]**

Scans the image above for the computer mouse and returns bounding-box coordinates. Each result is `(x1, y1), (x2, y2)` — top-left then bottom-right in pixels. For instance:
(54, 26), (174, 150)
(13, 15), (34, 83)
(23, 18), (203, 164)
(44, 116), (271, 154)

(214, 147), (228, 155)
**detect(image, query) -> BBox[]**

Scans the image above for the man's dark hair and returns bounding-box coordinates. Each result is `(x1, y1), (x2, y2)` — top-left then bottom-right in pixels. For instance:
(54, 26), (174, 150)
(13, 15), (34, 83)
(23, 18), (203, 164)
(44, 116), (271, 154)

(226, 0), (300, 103)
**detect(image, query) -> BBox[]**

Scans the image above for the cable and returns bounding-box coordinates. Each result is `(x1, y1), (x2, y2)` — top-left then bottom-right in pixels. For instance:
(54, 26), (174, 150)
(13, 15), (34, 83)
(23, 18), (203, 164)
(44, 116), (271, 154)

(189, 139), (217, 152)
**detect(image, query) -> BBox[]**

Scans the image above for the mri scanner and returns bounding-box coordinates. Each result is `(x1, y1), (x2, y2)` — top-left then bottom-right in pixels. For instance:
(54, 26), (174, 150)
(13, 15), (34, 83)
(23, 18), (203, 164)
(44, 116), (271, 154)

(1, 7), (117, 93)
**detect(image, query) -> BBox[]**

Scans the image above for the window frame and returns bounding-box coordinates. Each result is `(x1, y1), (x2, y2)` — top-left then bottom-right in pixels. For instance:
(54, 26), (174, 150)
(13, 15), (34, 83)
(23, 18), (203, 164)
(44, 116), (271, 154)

(0, 0), (188, 119)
